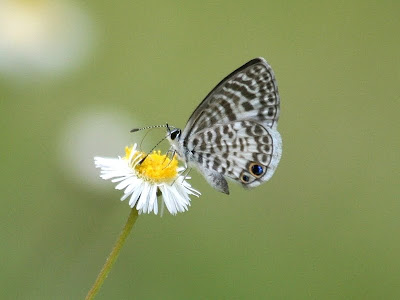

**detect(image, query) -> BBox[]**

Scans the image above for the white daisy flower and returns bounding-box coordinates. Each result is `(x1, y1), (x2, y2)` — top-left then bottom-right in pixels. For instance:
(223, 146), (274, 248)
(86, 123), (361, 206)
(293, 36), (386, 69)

(94, 144), (200, 215)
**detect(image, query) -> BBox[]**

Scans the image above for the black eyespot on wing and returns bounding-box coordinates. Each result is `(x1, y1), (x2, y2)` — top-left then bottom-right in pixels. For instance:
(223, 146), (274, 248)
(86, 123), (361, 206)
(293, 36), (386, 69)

(249, 162), (266, 178)
(241, 174), (250, 183)
(252, 165), (263, 175)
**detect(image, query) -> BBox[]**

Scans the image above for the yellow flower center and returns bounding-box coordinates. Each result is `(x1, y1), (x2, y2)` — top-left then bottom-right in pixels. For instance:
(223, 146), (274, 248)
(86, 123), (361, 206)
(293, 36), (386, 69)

(124, 146), (179, 184)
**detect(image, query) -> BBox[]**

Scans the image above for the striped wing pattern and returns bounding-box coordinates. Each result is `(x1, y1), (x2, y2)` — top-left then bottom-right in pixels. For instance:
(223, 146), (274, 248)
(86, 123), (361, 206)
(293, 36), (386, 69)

(174, 58), (282, 194)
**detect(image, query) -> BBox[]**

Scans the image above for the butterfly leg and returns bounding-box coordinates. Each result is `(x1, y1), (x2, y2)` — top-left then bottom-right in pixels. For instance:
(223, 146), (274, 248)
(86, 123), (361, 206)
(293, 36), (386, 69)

(162, 149), (176, 169)
(170, 165), (191, 186)
(162, 147), (174, 163)
(181, 167), (192, 182)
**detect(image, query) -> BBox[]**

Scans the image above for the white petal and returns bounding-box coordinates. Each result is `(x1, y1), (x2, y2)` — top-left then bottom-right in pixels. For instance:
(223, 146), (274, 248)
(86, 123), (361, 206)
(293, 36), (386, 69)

(115, 177), (134, 190)
(120, 179), (140, 201)
(181, 179), (201, 197)
(122, 178), (140, 195)
(176, 184), (193, 209)
(128, 144), (138, 161)
(128, 182), (144, 207)
(136, 183), (151, 212)
(172, 184), (189, 211)
(159, 185), (176, 215)
(120, 192), (130, 201)
(111, 175), (131, 183)
(147, 185), (158, 214)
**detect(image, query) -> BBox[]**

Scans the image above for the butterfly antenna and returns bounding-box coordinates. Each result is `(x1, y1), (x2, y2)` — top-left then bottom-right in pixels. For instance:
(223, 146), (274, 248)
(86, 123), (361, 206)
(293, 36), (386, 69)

(166, 123), (171, 134)
(130, 124), (168, 133)
(138, 133), (170, 164)
(138, 127), (155, 151)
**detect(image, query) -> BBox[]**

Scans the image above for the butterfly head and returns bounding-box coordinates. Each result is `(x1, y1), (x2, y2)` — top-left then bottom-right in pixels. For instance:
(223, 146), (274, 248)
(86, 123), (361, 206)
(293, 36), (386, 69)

(166, 125), (182, 145)
(169, 128), (181, 141)
(166, 127), (185, 160)
(166, 122), (181, 141)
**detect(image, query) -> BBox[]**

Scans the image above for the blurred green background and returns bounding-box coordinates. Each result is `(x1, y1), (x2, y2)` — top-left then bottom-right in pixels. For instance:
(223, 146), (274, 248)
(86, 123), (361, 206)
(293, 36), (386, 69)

(1, 1), (399, 299)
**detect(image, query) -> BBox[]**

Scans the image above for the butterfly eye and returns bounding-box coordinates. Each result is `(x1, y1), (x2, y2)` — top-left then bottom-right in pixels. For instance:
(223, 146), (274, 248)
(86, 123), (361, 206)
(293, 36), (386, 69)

(241, 174), (250, 183)
(170, 129), (181, 140)
(249, 163), (266, 178)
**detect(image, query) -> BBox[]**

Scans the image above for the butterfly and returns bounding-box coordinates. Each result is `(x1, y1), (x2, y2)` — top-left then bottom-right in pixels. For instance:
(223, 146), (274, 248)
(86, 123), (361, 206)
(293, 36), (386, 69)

(163, 57), (282, 194)
(133, 57), (282, 194)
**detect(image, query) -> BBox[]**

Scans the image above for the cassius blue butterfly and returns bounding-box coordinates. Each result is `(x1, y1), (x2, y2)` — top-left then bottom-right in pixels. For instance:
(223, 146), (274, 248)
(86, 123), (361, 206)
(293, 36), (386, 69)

(132, 58), (282, 194)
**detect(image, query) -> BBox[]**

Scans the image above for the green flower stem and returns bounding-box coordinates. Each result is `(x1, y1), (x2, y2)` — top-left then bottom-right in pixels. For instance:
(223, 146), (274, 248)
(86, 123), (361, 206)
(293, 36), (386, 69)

(85, 208), (139, 300)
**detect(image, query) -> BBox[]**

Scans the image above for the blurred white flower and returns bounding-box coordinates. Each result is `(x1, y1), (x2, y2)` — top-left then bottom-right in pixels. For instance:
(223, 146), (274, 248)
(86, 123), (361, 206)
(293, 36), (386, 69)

(95, 144), (201, 215)
(0, 0), (93, 80)
(57, 109), (138, 189)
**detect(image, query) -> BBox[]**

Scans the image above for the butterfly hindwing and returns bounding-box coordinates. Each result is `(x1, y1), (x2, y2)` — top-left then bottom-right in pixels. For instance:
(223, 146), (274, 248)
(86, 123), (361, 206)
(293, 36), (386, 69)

(187, 120), (282, 191)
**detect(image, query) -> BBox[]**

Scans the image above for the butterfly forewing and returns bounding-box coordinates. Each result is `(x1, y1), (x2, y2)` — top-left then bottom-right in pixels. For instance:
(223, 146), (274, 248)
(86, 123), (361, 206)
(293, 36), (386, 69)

(182, 57), (280, 145)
